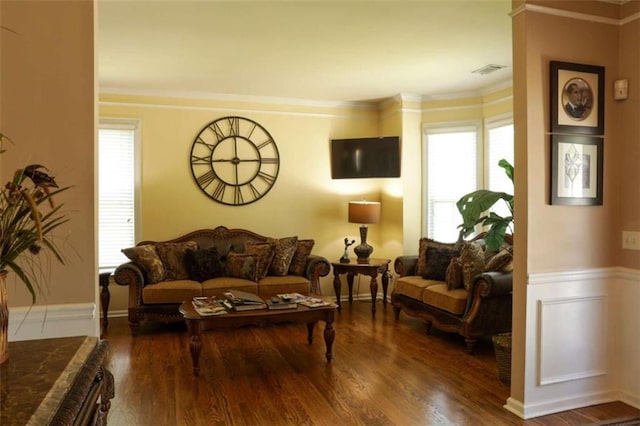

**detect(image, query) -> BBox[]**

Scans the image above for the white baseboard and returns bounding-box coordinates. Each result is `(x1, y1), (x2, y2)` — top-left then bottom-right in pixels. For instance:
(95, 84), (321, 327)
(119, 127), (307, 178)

(8, 303), (98, 341)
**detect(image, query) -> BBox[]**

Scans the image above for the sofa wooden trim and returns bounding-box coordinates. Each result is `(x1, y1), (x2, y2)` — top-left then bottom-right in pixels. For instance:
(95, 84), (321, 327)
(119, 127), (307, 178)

(391, 234), (513, 353)
(114, 226), (331, 334)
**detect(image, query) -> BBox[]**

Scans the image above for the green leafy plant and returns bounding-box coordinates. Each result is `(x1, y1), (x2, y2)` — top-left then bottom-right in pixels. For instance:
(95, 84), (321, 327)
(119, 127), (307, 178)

(456, 159), (513, 251)
(0, 133), (70, 303)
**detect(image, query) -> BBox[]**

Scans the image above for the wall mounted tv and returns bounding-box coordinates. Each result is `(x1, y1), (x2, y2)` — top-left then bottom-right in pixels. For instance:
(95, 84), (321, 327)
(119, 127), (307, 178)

(330, 136), (401, 179)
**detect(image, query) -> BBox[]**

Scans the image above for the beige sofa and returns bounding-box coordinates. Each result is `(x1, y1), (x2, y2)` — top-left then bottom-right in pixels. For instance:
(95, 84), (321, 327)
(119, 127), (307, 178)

(391, 233), (513, 353)
(114, 226), (330, 334)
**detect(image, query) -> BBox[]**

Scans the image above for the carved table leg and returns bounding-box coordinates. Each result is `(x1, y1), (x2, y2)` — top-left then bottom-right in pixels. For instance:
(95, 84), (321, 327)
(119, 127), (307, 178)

(369, 274), (379, 314)
(323, 321), (335, 362)
(99, 272), (111, 338)
(381, 269), (390, 306)
(306, 322), (316, 344)
(347, 272), (355, 304)
(186, 319), (203, 376)
(333, 272), (342, 311)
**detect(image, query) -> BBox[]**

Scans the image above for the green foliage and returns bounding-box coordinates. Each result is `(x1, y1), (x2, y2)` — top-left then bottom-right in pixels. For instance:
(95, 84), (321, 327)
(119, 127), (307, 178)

(0, 133), (70, 303)
(456, 159), (514, 251)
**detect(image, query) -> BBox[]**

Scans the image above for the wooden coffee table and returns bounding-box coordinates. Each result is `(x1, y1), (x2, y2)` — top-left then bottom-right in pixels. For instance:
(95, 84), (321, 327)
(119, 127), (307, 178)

(179, 298), (337, 376)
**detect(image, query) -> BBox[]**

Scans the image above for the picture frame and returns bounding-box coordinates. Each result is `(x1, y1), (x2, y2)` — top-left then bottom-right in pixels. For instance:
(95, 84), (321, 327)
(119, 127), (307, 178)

(550, 61), (605, 135)
(550, 134), (603, 206)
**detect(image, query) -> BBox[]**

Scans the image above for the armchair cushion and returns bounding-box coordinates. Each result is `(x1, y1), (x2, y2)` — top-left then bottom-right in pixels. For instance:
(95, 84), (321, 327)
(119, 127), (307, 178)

(122, 244), (165, 284)
(422, 284), (468, 315)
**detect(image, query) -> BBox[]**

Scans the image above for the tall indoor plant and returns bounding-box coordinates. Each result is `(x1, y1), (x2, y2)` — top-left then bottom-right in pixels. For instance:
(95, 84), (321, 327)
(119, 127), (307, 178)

(0, 132), (70, 363)
(456, 159), (514, 251)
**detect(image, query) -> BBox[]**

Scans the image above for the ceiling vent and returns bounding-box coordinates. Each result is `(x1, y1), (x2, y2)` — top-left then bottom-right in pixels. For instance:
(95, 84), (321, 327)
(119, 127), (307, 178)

(472, 64), (507, 75)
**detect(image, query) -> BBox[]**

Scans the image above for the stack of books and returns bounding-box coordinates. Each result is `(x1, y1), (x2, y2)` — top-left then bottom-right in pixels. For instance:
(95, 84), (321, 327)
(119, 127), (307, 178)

(222, 290), (267, 311)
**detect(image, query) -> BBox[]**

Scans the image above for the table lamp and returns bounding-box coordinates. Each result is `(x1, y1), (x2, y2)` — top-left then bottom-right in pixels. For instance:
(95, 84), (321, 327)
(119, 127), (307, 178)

(348, 201), (381, 263)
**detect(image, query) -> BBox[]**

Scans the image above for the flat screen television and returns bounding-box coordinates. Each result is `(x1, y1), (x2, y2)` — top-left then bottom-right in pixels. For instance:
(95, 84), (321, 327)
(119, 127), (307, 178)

(330, 136), (401, 179)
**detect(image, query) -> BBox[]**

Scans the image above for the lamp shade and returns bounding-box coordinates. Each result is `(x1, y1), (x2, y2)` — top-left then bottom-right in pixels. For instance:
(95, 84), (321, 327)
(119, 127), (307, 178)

(348, 201), (381, 224)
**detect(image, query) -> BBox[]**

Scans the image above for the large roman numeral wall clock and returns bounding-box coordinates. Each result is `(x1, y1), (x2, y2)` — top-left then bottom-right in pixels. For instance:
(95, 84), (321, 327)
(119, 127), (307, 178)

(190, 116), (280, 206)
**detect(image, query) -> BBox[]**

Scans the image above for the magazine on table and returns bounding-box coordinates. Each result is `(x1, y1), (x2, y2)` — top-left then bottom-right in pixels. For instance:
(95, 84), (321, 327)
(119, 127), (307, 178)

(298, 297), (331, 308)
(191, 297), (227, 316)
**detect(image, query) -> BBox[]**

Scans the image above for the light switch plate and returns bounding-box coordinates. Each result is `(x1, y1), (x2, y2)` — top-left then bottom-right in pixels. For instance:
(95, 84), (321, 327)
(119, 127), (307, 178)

(622, 231), (640, 250)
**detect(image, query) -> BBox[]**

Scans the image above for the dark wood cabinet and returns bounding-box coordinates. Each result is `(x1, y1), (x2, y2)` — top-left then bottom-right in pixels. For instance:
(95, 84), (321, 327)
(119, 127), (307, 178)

(0, 336), (113, 425)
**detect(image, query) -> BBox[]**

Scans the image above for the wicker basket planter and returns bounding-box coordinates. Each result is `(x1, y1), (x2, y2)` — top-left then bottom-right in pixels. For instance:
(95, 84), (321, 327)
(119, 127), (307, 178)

(492, 332), (512, 384)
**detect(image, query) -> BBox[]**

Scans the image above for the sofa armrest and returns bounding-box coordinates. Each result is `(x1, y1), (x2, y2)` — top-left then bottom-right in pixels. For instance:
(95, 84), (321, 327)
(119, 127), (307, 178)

(394, 255), (418, 277)
(305, 254), (331, 294)
(473, 271), (513, 298)
(113, 262), (145, 309)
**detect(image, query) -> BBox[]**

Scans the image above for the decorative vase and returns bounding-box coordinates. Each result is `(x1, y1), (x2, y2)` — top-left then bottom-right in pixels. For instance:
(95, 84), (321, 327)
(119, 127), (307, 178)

(0, 271), (8, 364)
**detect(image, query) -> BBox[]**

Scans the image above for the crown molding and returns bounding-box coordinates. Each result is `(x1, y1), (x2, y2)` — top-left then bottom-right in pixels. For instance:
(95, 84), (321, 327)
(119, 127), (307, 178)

(99, 87), (374, 111)
(511, 3), (639, 26)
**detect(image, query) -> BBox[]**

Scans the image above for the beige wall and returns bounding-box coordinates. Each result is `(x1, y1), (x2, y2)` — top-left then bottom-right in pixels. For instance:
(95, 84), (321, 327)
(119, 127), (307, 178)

(1, 0), (96, 307)
(511, 0), (640, 410)
(617, 1), (640, 268)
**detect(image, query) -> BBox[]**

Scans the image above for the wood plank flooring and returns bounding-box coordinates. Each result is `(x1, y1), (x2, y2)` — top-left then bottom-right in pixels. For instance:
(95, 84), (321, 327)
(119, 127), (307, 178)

(104, 300), (638, 425)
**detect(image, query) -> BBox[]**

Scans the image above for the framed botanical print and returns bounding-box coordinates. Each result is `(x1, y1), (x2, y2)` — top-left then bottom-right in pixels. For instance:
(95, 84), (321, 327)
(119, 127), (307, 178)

(550, 61), (605, 135)
(550, 134), (603, 206)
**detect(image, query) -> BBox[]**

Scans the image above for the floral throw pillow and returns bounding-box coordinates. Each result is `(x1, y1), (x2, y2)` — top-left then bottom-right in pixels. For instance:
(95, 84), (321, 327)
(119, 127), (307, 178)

(225, 252), (257, 281)
(445, 257), (464, 290)
(417, 238), (456, 277)
(485, 247), (513, 272)
(460, 242), (485, 291)
(288, 239), (315, 276)
(267, 236), (298, 276)
(122, 244), (165, 284)
(245, 241), (275, 280)
(156, 241), (198, 281)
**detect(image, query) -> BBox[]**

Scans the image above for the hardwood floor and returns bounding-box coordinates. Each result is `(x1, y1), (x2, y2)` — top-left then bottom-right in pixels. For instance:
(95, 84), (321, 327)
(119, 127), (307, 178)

(104, 301), (638, 425)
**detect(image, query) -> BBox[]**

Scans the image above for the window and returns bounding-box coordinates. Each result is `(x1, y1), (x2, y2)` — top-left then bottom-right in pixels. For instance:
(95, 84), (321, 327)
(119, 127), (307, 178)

(485, 117), (514, 223)
(424, 123), (480, 242)
(424, 116), (514, 242)
(98, 119), (140, 272)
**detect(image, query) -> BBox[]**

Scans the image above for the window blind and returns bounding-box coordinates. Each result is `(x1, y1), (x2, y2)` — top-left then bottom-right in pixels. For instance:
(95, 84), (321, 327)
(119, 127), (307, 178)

(426, 127), (478, 242)
(98, 124), (136, 272)
(486, 122), (514, 223)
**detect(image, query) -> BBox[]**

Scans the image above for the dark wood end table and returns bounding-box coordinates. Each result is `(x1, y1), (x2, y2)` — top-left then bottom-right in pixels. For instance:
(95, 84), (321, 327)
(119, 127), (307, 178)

(179, 298), (337, 376)
(331, 258), (391, 314)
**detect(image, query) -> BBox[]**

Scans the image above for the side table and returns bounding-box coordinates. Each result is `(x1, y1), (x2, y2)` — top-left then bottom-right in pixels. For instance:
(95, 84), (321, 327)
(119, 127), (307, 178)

(331, 258), (390, 314)
(99, 272), (111, 338)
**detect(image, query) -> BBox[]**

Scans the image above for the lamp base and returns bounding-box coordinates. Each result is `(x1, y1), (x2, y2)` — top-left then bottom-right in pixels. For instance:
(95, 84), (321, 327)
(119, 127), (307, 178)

(353, 225), (373, 264)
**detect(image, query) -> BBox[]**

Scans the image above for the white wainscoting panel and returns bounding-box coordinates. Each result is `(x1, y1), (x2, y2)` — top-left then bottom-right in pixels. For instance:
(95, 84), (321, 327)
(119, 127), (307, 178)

(538, 296), (607, 385)
(7, 303), (98, 341)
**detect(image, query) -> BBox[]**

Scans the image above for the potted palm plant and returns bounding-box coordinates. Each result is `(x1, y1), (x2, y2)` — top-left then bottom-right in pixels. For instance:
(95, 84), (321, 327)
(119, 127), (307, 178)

(0, 132), (70, 363)
(456, 159), (514, 251)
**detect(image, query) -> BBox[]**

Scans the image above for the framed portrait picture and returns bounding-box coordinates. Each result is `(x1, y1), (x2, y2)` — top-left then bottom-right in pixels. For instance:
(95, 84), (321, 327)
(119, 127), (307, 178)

(550, 61), (605, 135)
(551, 134), (603, 206)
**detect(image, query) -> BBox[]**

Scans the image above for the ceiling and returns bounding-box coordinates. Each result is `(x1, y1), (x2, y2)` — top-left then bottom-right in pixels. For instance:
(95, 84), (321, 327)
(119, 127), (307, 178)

(97, 0), (513, 103)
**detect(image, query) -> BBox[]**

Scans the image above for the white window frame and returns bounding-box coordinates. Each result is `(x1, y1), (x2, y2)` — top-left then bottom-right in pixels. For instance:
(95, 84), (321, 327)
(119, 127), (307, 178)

(484, 113), (514, 191)
(422, 121), (482, 242)
(98, 118), (141, 273)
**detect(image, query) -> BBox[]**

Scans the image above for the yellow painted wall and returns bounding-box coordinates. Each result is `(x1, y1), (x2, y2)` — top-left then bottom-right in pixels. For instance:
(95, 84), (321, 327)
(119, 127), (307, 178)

(101, 90), (514, 312)
(1, 0), (95, 308)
